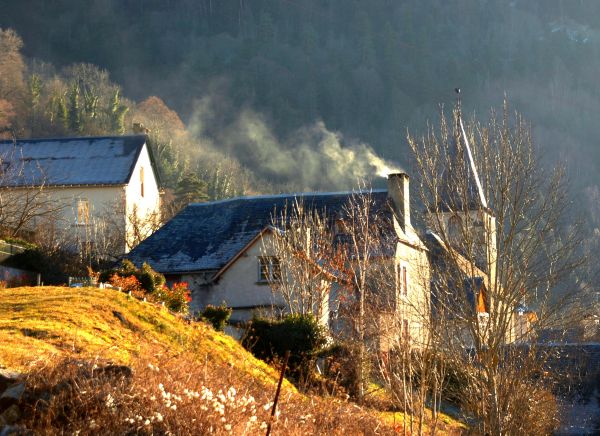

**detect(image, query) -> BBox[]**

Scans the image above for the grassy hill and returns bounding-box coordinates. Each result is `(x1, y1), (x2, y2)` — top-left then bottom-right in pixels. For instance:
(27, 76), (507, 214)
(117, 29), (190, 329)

(0, 286), (465, 434)
(0, 286), (279, 382)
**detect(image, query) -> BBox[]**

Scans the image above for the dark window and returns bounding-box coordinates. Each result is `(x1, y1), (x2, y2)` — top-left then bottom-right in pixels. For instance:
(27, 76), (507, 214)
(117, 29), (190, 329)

(448, 214), (462, 241)
(398, 264), (408, 296)
(140, 166), (145, 198)
(258, 256), (281, 283)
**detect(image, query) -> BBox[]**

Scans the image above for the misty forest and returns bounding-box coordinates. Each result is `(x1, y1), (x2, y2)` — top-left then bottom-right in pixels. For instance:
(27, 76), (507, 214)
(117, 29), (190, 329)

(1, 0), (600, 434)
(3, 0), (600, 283)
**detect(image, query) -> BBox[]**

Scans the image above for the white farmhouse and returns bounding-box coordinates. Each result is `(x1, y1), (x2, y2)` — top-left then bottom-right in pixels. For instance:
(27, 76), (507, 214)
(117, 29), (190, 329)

(0, 135), (161, 255)
(127, 174), (434, 347)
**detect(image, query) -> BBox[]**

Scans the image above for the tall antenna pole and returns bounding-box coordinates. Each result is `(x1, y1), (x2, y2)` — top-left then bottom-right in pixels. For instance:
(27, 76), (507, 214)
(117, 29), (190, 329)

(454, 88), (488, 209)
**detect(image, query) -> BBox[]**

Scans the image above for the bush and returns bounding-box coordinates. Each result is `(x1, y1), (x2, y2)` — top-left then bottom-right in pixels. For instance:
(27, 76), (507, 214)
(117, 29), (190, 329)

(201, 304), (232, 331)
(101, 260), (165, 294)
(17, 354), (396, 435)
(242, 314), (328, 383)
(320, 342), (365, 398)
(102, 262), (191, 314)
(2, 247), (79, 284)
(139, 262), (166, 293)
(108, 274), (144, 299)
(153, 282), (192, 314)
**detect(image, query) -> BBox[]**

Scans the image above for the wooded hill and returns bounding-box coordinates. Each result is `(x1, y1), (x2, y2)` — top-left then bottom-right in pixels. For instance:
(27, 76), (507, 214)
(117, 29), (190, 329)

(2, 0), (600, 245)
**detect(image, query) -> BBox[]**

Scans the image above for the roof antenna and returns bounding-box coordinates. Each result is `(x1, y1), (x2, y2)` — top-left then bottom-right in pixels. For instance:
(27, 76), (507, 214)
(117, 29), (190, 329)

(454, 88), (489, 209)
(455, 87), (462, 125)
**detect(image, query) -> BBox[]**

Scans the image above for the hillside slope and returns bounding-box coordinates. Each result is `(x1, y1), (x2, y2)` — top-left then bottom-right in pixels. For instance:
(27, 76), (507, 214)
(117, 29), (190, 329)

(0, 286), (281, 385)
(0, 287), (464, 434)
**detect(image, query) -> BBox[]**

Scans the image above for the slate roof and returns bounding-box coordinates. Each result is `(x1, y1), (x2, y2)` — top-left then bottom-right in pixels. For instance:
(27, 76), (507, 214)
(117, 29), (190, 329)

(127, 190), (392, 274)
(0, 135), (151, 187)
(425, 232), (488, 316)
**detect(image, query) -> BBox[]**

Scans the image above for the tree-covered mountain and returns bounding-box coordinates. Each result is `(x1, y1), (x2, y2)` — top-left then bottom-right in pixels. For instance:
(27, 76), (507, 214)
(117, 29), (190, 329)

(2, 0), (600, 204)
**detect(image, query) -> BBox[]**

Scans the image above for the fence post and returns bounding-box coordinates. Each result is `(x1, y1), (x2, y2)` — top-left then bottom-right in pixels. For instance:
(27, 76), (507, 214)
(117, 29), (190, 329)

(265, 350), (290, 436)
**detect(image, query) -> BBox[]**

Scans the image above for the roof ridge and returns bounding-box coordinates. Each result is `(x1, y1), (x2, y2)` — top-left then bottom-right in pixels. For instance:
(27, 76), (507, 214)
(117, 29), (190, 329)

(0, 134), (147, 144)
(188, 189), (388, 207)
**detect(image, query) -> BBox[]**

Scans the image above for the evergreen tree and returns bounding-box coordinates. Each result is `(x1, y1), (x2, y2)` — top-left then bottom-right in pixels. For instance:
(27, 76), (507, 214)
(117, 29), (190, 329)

(175, 172), (209, 205)
(67, 82), (82, 133)
(55, 95), (68, 130)
(83, 87), (99, 120)
(28, 74), (42, 134)
(109, 89), (128, 134)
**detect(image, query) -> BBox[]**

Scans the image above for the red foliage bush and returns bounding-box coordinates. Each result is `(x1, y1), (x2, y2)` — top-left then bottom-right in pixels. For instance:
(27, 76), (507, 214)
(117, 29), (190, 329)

(109, 274), (145, 299)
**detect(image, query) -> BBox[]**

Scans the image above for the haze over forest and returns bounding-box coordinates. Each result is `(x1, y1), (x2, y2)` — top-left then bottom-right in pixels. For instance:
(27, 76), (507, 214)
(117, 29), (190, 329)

(2, 0), (600, 239)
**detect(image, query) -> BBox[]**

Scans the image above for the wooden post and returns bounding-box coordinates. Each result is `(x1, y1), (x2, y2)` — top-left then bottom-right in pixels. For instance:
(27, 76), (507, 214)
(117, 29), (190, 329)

(266, 350), (290, 436)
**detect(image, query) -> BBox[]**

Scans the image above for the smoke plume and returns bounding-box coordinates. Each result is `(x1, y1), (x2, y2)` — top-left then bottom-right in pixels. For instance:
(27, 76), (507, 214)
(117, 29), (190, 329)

(188, 95), (402, 192)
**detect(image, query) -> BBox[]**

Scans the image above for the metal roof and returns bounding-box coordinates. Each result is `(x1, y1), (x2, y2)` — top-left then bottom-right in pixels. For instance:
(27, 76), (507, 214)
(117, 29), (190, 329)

(0, 135), (149, 187)
(127, 190), (393, 274)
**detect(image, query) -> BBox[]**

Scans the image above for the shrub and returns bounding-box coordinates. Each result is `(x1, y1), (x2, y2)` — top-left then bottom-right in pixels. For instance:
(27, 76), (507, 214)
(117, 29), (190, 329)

(201, 304), (233, 331)
(154, 282), (192, 314)
(18, 353), (396, 435)
(101, 260), (165, 294)
(139, 262), (166, 293)
(242, 314), (328, 383)
(109, 274), (144, 299)
(320, 342), (364, 398)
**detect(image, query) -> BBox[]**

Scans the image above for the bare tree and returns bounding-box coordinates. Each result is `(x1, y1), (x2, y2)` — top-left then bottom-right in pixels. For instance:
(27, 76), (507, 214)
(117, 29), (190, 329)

(407, 99), (586, 435)
(0, 142), (65, 238)
(264, 198), (345, 323)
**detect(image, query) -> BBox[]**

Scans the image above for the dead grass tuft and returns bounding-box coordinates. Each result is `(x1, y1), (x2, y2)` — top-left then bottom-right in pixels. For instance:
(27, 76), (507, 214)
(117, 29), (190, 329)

(19, 351), (397, 435)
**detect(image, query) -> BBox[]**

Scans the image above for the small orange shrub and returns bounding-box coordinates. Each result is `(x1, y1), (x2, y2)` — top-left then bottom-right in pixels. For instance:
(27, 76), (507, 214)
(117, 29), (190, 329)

(154, 282), (191, 314)
(109, 274), (145, 299)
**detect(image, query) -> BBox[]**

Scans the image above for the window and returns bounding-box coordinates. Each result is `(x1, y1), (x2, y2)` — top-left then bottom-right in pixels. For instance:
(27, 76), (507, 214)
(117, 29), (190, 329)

(403, 319), (410, 341)
(448, 214), (462, 241)
(76, 198), (89, 225)
(258, 256), (281, 283)
(398, 264), (408, 297)
(140, 166), (145, 198)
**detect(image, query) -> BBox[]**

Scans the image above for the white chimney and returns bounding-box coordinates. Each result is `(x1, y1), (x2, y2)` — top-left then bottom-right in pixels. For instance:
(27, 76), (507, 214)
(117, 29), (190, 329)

(387, 173), (411, 231)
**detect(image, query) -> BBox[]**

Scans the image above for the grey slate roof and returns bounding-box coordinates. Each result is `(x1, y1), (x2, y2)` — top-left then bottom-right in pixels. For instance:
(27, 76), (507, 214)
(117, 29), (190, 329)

(425, 232), (488, 315)
(127, 190), (392, 274)
(0, 135), (149, 187)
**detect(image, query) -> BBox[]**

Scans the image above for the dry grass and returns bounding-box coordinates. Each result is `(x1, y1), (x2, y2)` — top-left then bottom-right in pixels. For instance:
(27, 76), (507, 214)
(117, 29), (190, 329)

(19, 353), (399, 435)
(0, 286), (466, 434)
(0, 286), (285, 389)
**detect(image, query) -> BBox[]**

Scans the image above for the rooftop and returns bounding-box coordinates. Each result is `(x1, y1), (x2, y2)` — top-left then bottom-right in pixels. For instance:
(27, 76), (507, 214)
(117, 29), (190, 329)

(0, 135), (149, 187)
(127, 190), (392, 273)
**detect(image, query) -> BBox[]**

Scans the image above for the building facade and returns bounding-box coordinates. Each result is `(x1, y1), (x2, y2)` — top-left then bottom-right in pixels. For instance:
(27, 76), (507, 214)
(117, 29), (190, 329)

(0, 135), (161, 255)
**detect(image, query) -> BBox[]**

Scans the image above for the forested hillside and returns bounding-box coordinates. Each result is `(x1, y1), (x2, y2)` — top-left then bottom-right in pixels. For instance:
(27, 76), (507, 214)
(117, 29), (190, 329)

(2, 0), (600, 213)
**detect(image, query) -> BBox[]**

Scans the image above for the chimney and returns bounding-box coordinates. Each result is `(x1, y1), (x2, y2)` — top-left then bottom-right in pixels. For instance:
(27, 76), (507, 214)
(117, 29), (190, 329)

(387, 173), (411, 231)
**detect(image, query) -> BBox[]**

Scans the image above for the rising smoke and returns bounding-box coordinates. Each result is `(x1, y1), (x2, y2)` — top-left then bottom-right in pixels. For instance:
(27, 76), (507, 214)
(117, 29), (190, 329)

(188, 93), (402, 192)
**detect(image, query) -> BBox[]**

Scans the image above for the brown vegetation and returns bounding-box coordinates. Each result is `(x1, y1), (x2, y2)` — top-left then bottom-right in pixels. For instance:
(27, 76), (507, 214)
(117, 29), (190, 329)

(0, 286), (467, 434)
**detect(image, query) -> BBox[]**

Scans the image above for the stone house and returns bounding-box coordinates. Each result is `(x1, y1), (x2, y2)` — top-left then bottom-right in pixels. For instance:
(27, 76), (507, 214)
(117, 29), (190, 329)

(0, 135), (161, 255)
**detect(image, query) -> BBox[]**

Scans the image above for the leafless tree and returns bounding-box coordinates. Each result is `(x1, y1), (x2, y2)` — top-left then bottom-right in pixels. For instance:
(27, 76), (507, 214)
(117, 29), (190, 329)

(264, 199), (344, 323)
(407, 99), (586, 435)
(0, 142), (65, 238)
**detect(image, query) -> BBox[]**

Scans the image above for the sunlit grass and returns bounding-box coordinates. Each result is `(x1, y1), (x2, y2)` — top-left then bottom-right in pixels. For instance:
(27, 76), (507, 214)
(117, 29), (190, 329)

(1, 286), (467, 434)
(0, 286), (290, 391)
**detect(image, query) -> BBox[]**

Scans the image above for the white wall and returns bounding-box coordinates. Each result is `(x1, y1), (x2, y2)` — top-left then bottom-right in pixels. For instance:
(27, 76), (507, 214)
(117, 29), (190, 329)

(32, 184), (127, 252)
(395, 239), (431, 348)
(202, 234), (286, 323)
(14, 143), (160, 255)
(124, 144), (161, 251)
